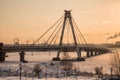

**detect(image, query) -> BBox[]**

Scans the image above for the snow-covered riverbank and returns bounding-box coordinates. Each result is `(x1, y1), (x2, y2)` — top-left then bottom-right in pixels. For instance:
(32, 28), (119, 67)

(0, 49), (119, 80)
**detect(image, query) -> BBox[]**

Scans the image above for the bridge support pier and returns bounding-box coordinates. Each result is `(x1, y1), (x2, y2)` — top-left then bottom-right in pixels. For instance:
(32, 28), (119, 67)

(77, 49), (81, 58)
(0, 52), (6, 63)
(52, 57), (60, 61)
(90, 51), (94, 56)
(0, 43), (6, 63)
(52, 51), (61, 61)
(98, 51), (101, 55)
(95, 51), (98, 55)
(86, 51), (90, 57)
(76, 48), (85, 61)
(19, 51), (28, 63)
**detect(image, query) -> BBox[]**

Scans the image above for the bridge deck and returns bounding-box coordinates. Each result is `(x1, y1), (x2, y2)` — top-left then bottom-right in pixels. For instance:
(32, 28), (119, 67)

(2, 44), (109, 53)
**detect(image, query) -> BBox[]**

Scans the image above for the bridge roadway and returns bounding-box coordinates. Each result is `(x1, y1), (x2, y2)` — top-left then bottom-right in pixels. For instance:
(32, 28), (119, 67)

(2, 44), (109, 53)
(0, 44), (109, 62)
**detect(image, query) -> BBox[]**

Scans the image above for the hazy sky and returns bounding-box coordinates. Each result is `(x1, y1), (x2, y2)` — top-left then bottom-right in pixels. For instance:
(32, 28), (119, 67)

(0, 0), (120, 44)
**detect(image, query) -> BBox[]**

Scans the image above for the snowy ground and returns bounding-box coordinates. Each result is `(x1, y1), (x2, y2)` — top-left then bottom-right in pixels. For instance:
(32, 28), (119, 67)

(1, 76), (101, 80)
(0, 49), (119, 80)
(2, 51), (112, 74)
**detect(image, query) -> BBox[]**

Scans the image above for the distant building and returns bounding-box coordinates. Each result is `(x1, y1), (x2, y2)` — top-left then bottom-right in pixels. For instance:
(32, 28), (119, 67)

(115, 41), (120, 45)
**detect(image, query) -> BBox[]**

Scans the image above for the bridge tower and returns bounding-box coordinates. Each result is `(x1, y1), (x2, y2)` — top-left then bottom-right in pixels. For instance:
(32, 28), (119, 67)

(53, 10), (84, 61)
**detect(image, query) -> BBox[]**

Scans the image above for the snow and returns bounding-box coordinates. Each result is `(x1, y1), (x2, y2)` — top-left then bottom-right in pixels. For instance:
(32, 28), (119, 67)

(1, 76), (101, 80)
(0, 49), (119, 80)
(3, 51), (112, 74)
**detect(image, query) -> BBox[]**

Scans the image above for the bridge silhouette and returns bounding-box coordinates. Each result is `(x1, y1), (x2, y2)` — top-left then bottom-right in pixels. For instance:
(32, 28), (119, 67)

(0, 10), (109, 62)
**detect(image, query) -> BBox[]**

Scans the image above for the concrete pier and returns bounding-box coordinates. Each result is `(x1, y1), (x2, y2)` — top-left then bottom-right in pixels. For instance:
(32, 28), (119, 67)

(86, 51), (90, 57)
(90, 51), (94, 56)
(0, 43), (6, 62)
(19, 51), (28, 63)
(95, 51), (98, 55)
(77, 48), (85, 61)
(77, 48), (81, 58)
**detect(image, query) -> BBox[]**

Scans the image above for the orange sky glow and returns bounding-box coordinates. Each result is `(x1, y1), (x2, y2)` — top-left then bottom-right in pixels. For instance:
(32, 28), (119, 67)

(0, 0), (120, 44)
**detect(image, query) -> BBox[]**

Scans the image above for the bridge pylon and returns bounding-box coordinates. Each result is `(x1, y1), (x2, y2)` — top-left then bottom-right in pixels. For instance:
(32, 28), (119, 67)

(52, 10), (85, 61)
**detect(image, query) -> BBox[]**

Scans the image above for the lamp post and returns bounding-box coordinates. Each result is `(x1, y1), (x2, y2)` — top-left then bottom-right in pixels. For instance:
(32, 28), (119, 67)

(76, 67), (78, 80)
(19, 62), (22, 80)
(45, 64), (47, 80)
(13, 37), (19, 45)
(110, 67), (113, 79)
(26, 40), (30, 45)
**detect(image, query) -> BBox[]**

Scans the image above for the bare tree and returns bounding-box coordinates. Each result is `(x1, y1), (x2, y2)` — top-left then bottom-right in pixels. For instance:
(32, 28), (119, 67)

(33, 64), (42, 77)
(61, 52), (73, 75)
(94, 66), (103, 77)
(61, 52), (73, 69)
(110, 51), (120, 76)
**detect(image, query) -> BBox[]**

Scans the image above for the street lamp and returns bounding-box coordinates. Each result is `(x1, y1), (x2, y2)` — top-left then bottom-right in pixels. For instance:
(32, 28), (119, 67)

(26, 40), (30, 45)
(110, 67), (113, 79)
(19, 62), (22, 80)
(13, 37), (19, 45)
(45, 63), (47, 80)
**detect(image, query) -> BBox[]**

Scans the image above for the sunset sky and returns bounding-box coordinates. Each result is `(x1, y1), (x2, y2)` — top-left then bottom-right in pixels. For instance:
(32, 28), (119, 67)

(0, 0), (120, 44)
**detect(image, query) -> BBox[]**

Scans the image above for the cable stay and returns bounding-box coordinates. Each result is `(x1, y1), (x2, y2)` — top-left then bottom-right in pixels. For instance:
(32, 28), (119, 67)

(33, 11), (88, 48)
(32, 15), (64, 45)
(72, 17), (89, 49)
(48, 24), (63, 45)
(45, 17), (64, 45)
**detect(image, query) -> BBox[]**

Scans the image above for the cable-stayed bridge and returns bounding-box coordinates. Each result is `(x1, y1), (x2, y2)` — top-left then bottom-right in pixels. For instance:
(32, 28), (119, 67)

(0, 10), (109, 62)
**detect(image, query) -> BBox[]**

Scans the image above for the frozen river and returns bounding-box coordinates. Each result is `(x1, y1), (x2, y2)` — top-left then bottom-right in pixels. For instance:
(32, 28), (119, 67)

(0, 49), (119, 80)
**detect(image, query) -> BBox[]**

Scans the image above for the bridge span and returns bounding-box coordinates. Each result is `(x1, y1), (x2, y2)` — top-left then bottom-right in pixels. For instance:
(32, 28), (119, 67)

(0, 43), (109, 62)
(0, 10), (110, 62)
(3, 44), (108, 53)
